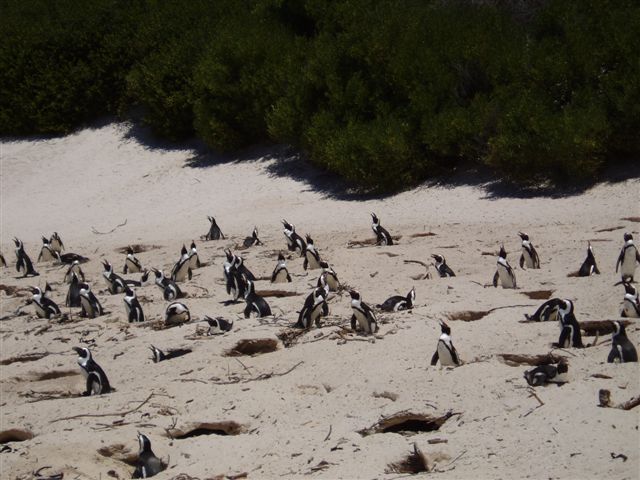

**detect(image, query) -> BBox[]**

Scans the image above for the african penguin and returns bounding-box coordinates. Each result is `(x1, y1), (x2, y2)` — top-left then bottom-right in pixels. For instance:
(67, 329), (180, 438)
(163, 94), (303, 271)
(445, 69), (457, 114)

(616, 233), (640, 282)
(578, 242), (600, 276)
(123, 246), (143, 274)
(282, 219), (306, 255)
(79, 283), (104, 318)
(202, 315), (234, 335)
(205, 215), (225, 240)
(102, 260), (128, 294)
(37, 236), (57, 262)
(65, 272), (85, 307)
(149, 345), (192, 363)
(73, 346), (111, 395)
(170, 245), (192, 282)
(271, 252), (292, 283)
(49, 232), (64, 253)
(524, 298), (563, 322)
(296, 287), (329, 329)
(551, 299), (584, 348)
(124, 286), (145, 323)
(223, 251), (246, 302)
(607, 321), (638, 363)
(349, 290), (378, 334)
(619, 282), (640, 318)
(64, 259), (85, 283)
(31, 284), (61, 319)
(371, 213), (393, 246)
(523, 361), (569, 386)
(132, 432), (164, 478)
(53, 250), (89, 265)
(164, 302), (191, 326)
(378, 287), (415, 312)
(13, 238), (39, 277)
(243, 227), (262, 247)
(430, 320), (460, 367)
(493, 245), (517, 289)
(431, 254), (455, 277)
(243, 278), (272, 318)
(518, 232), (540, 269)
(153, 269), (183, 301)
(188, 241), (201, 269)
(303, 234), (322, 270)
(317, 261), (340, 292)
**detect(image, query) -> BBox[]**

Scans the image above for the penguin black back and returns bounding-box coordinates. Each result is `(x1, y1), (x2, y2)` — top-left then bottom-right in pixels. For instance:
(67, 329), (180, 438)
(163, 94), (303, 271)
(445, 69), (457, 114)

(578, 242), (600, 276)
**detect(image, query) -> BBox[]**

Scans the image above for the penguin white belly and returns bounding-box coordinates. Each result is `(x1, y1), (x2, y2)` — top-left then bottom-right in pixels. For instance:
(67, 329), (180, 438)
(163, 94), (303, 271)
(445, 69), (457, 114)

(33, 302), (47, 318)
(126, 258), (141, 273)
(273, 269), (288, 283)
(326, 275), (339, 291)
(353, 309), (370, 333)
(621, 298), (639, 318)
(39, 249), (55, 262)
(621, 250), (637, 278)
(498, 265), (516, 288)
(306, 253), (321, 270)
(80, 296), (93, 316)
(437, 341), (456, 366)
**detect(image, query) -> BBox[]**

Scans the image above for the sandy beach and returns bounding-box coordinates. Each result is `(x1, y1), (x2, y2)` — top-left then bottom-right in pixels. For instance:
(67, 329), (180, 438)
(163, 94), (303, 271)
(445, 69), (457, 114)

(1, 122), (638, 480)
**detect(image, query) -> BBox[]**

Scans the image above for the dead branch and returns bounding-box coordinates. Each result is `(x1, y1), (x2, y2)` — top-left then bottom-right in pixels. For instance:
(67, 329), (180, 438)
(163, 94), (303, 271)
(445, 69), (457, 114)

(210, 361), (304, 385)
(599, 389), (640, 410)
(91, 219), (127, 235)
(50, 391), (157, 423)
(324, 425), (332, 441)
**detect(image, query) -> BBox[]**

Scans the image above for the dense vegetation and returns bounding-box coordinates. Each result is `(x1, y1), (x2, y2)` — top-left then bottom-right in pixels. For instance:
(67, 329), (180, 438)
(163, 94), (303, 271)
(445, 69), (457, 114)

(1, 0), (638, 192)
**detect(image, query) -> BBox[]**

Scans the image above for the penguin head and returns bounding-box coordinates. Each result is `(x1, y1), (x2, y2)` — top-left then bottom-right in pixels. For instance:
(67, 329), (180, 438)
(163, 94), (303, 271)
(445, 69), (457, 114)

(73, 346), (91, 361)
(498, 245), (507, 259)
(126, 246), (135, 255)
(13, 238), (22, 248)
(277, 252), (285, 262)
(371, 213), (379, 225)
(252, 227), (259, 238)
(224, 249), (234, 263)
(349, 290), (361, 301)
(102, 260), (112, 273)
(282, 219), (294, 231)
(623, 232), (633, 243)
(305, 234), (313, 244)
(190, 240), (197, 251)
(137, 432), (153, 454)
(431, 254), (444, 263)
(208, 215), (214, 223)
(623, 282), (637, 296)
(556, 360), (568, 374)
(41, 236), (49, 245)
(124, 285), (135, 297)
(149, 345), (163, 363)
(319, 260), (329, 270)
(203, 315), (218, 328)
(439, 320), (451, 335)
(518, 232), (529, 241)
(180, 244), (188, 256)
(612, 321), (626, 338)
(30, 286), (42, 297)
(407, 287), (416, 305)
(151, 268), (163, 280)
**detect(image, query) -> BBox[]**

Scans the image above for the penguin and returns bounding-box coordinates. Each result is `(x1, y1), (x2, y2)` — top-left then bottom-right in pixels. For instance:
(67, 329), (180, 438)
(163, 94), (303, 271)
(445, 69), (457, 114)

(233, 252), (255, 281)
(223, 251), (247, 302)
(243, 278), (272, 318)
(188, 241), (201, 270)
(303, 234), (322, 270)
(243, 227), (262, 248)
(371, 213), (393, 246)
(431, 254), (455, 277)
(53, 251), (89, 265)
(202, 315), (234, 335)
(13, 238), (39, 277)
(349, 290), (378, 334)
(102, 260), (129, 294)
(524, 298), (562, 322)
(132, 432), (164, 478)
(205, 216), (225, 240)
(430, 320), (461, 367)
(64, 259), (85, 283)
(523, 361), (569, 386)
(619, 282), (640, 318)
(140, 269), (153, 286)
(316, 261), (340, 292)
(49, 232), (64, 253)
(493, 245), (517, 289)
(615, 233), (640, 282)
(518, 232), (540, 269)
(578, 242), (600, 276)
(165, 302), (191, 326)
(149, 345), (192, 363)
(152, 269), (183, 301)
(296, 287), (329, 329)
(282, 219), (306, 255)
(73, 346), (111, 395)
(37, 236), (57, 262)
(271, 252), (292, 283)
(550, 299), (584, 348)
(123, 246), (143, 274)
(65, 272), (85, 307)
(31, 284), (61, 319)
(170, 245), (192, 282)
(124, 286), (145, 323)
(79, 283), (104, 318)
(377, 287), (415, 312)
(607, 321), (638, 363)
(0, 252), (6, 268)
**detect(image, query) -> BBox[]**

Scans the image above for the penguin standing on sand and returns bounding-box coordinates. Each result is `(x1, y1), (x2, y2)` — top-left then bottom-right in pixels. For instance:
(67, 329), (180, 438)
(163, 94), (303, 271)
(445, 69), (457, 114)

(223, 250), (247, 301)
(73, 346), (111, 395)
(523, 361), (569, 386)
(171, 245), (192, 282)
(65, 272), (85, 307)
(124, 286), (145, 323)
(79, 283), (104, 318)
(317, 261), (340, 292)
(271, 252), (292, 283)
(149, 345), (192, 363)
(296, 287), (329, 329)
(371, 213), (393, 246)
(607, 321), (638, 363)
(303, 235), (322, 270)
(493, 245), (517, 289)
(37, 236), (57, 262)
(205, 216), (225, 240)
(578, 242), (600, 276)
(550, 299), (583, 348)
(243, 227), (262, 247)
(132, 432), (164, 478)
(430, 320), (460, 367)
(349, 290), (378, 334)
(525, 298), (564, 322)
(188, 241), (201, 270)
(518, 232), (540, 269)
(164, 302), (190, 326)
(243, 279), (272, 318)
(49, 232), (64, 253)
(202, 316), (234, 335)
(64, 260), (85, 283)
(619, 282), (640, 318)
(31, 284), (61, 319)
(282, 219), (306, 255)
(152, 269), (183, 301)
(14, 238), (39, 277)
(378, 287), (415, 312)
(616, 233), (640, 282)
(102, 260), (134, 294)
(431, 255), (455, 277)
(123, 246), (143, 274)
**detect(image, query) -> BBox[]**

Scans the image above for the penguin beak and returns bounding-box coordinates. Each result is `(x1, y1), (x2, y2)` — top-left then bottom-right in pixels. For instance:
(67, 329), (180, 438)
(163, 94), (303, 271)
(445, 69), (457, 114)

(72, 347), (82, 355)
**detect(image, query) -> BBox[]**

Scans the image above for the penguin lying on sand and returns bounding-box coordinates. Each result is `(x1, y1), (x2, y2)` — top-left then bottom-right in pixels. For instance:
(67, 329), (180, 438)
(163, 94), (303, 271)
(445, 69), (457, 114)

(524, 361), (568, 386)
(149, 345), (192, 363)
(377, 287), (415, 312)
(165, 302), (190, 326)
(202, 316), (234, 335)
(31, 284), (61, 319)
(204, 216), (225, 240)
(243, 227), (262, 247)
(432, 254), (455, 277)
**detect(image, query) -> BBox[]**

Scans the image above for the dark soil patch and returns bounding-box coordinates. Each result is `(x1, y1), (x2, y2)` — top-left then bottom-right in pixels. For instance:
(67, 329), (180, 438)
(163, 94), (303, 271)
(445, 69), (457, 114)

(621, 217), (640, 223)
(409, 232), (437, 238)
(445, 310), (488, 322)
(224, 338), (280, 356)
(114, 244), (162, 254)
(521, 290), (554, 300)
(595, 226), (625, 233)
(497, 353), (566, 367)
(386, 444), (440, 474)
(168, 421), (245, 439)
(97, 444), (138, 467)
(33, 369), (79, 381)
(0, 429), (34, 443)
(358, 411), (458, 436)
(0, 352), (49, 365)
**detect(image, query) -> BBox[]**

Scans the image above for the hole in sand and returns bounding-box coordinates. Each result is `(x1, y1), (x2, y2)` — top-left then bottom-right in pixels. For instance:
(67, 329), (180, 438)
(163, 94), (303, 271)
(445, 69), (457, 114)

(98, 444), (138, 467)
(386, 444), (449, 474)
(225, 338), (279, 356)
(114, 244), (162, 254)
(0, 284), (28, 297)
(168, 421), (246, 439)
(0, 429), (34, 444)
(497, 353), (567, 367)
(33, 369), (79, 381)
(621, 216), (640, 223)
(445, 310), (488, 322)
(358, 411), (457, 436)
(521, 290), (554, 300)
(0, 352), (49, 365)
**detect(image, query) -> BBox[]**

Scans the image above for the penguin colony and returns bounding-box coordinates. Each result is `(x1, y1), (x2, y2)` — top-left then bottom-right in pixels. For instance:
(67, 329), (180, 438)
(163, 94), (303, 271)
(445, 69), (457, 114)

(1, 215), (638, 479)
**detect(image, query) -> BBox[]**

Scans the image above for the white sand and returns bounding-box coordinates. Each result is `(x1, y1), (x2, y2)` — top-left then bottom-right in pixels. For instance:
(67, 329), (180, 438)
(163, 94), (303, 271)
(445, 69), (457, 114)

(1, 122), (638, 479)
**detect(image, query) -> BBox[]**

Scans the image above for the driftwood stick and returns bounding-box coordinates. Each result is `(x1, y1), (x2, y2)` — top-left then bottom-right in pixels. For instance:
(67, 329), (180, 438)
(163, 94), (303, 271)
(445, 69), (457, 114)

(91, 219), (127, 235)
(599, 390), (640, 410)
(50, 391), (156, 423)
(324, 424), (332, 441)
(210, 361), (304, 385)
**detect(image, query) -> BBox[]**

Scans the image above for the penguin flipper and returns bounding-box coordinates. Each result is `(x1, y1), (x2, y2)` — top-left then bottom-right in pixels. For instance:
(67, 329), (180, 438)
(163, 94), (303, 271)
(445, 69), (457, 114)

(350, 315), (357, 331)
(286, 272), (292, 282)
(607, 348), (619, 363)
(519, 254), (525, 269)
(616, 249), (624, 272)
(430, 350), (439, 366)
(492, 271), (499, 287)
(244, 304), (252, 319)
(444, 265), (456, 277)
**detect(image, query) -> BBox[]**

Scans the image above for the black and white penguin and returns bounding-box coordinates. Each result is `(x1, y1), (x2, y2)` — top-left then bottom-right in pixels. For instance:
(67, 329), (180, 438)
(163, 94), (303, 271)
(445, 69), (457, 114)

(303, 235), (322, 270)
(152, 269), (183, 301)
(523, 361), (569, 386)
(14, 238), (39, 277)
(124, 286), (145, 323)
(64, 260), (85, 284)
(243, 227), (262, 248)
(430, 320), (460, 367)
(223, 251), (246, 302)
(524, 298), (562, 322)
(149, 345), (192, 363)
(164, 302), (191, 326)
(37, 236), (57, 262)
(171, 245), (192, 283)
(53, 250), (89, 265)
(493, 245), (517, 289)
(282, 219), (306, 255)
(73, 346), (111, 395)
(123, 246), (143, 274)
(79, 283), (104, 318)
(202, 315), (234, 335)
(578, 242), (600, 276)
(188, 241), (201, 270)
(550, 299), (583, 348)
(371, 213), (393, 246)
(619, 282), (640, 318)
(233, 252), (255, 281)
(65, 272), (85, 307)
(607, 321), (638, 363)
(349, 290), (378, 334)
(132, 432), (164, 478)
(317, 261), (340, 292)
(296, 287), (329, 329)
(102, 260), (129, 294)
(377, 287), (415, 312)
(616, 233), (640, 282)
(243, 278), (272, 318)
(431, 254), (455, 277)
(205, 216), (225, 240)
(271, 252), (292, 283)
(30, 284), (61, 319)
(49, 232), (64, 253)
(518, 232), (540, 269)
